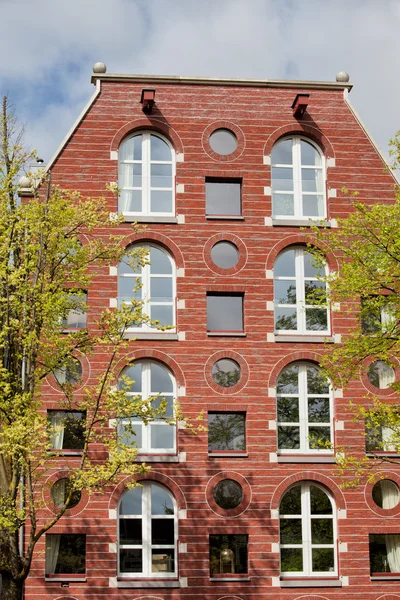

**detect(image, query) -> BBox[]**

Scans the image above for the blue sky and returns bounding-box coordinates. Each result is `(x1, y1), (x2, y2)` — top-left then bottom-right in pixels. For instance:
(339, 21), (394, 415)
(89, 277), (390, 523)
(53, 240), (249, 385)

(2, 0), (400, 162)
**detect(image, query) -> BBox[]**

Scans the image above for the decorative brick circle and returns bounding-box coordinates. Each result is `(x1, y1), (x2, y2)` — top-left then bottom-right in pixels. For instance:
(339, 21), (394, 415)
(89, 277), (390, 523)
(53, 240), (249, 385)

(205, 350), (249, 395)
(365, 473), (400, 517)
(203, 233), (247, 276)
(206, 471), (251, 518)
(47, 351), (90, 393)
(43, 470), (89, 517)
(361, 357), (399, 397)
(202, 121), (245, 162)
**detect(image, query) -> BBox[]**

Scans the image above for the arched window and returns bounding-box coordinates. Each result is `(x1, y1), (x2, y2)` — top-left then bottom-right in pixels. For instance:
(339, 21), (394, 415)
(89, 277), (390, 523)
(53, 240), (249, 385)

(118, 244), (175, 332)
(118, 132), (175, 216)
(118, 482), (177, 577)
(279, 482), (336, 576)
(274, 246), (329, 334)
(271, 136), (326, 220)
(277, 362), (333, 453)
(118, 360), (176, 454)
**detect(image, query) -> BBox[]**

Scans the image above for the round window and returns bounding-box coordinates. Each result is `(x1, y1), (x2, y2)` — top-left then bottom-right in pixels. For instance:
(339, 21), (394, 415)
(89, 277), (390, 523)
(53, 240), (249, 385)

(51, 478), (81, 509)
(212, 359), (241, 387)
(372, 479), (400, 509)
(213, 479), (243, 509)
(211, 241), (239, 269)
(53, 358), (82, 386)
(209, 129), (238, 155)
(367, 361), (395, 389)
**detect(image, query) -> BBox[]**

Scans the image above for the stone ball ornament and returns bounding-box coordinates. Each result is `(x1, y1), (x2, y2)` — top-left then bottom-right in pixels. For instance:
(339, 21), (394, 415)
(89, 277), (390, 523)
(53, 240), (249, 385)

(93, 62), (107, 74)
(336, 71), (350, 82)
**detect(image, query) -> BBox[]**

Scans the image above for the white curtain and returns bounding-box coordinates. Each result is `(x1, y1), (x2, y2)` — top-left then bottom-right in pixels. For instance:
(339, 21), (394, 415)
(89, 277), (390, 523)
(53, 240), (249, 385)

(49, 412), (65, 449)
(382, 426), (396, 452)
(381, 480), (399, 509)
(386, 535), (400, 572)
(52, 479), (66, 507)
(377, 362), (395, 389)
(46, 535), (61, 574)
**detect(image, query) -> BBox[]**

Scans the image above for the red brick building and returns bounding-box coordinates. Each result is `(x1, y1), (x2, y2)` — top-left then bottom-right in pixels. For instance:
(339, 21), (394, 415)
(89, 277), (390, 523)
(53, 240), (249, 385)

(24, 64), (400, 600)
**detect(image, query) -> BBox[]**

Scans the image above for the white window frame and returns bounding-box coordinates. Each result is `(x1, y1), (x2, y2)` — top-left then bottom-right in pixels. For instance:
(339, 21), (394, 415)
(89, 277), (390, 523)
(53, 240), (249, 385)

(280, 482), (337, 577)
(119, 360), (176, 455)
(118, 132), (175, 216)
(274, 247), (330, 335)
(118, 482), (178, 578)
(272, 136), (326, 220)
(118, 244), (176, 333)
(277, 362), (333, 454)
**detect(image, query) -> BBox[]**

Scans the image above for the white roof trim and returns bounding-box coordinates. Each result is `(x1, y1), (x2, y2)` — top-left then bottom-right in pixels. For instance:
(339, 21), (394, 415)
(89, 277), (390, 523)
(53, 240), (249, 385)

(45, 79), (102, 171)
(343, 89), (399, 185)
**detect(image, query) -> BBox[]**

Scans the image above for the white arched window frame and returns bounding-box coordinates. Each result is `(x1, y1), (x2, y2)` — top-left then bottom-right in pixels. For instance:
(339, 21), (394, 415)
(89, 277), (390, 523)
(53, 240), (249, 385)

(118, 244), (176, 333)
(279, 482), (337, 577)
(118, 482), (178, 578)
(277, 362), (333, 454)
(118, 360), (176, 454)
(271, 136), (326, 220)
(118, 132), (175, 216)
(274, 246), (330, 335)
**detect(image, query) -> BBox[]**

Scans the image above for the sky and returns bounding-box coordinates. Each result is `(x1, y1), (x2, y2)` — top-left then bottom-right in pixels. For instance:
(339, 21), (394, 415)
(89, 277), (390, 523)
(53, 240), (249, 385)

(1, 0), (400, 163)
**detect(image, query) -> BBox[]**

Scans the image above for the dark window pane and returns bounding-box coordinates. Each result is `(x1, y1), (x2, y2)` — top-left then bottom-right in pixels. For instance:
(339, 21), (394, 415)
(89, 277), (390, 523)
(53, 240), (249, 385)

(308, 426), (331, 448)
(53, 359), (82, 386)
(46, 534), (86, 574)
(304, 251), (324, 278)
(206, 180), (241, 215)
(275, 307), (297, 330)
(212, 359), (241, 387)
(151, 484), (174, 515)
(277, 397), (299, 422)
(209, 129), (237, 155)
(274, 249), (296, 277)
(305, 307), (328, 331)
(48, 411), (85, 450)
(207, 294), (243, 331)
(307, 366), (329, 394)
(280, 518), (302, 544)
(119, 519), (142, 545)
(280, 548), (303, 572)
(119, 548), (142, 573)
(311, 518), (333, 544)
(368, 361), (395, 389)
(277, 365), (299, 394)
(368, 534), (400, 573)
(208, 413), (245, 451)
(209, 534), (248, 575)
(211, 242), (239, 269)
(310, 486), (332, 514)
(275, 281), (297, 304)
(152, 519), (174, 545)
(213, 479), (243, 509)
(280, 486), (301, 515)
(278, 426), (300, 449)
(304, 281), (326, 305)
(308, 398), (330, 423)
(312, 548), (334, 572)
(119, 488), (142, 515)
(272, 138), (293, 165)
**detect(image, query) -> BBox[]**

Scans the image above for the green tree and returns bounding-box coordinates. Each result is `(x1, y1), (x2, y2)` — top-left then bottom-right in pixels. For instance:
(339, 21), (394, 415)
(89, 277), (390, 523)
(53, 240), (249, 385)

(308, 169), (400, 481)
(0, 98), (192, 600)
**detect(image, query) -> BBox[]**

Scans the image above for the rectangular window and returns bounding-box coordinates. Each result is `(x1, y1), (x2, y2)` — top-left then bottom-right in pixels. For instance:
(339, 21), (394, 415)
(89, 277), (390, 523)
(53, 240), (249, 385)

(46, 534), (86, 575)
(366, 424), (398, 454)
(206, 178), (242, 216)
(62, 293), (87, 329)
(370, 534), (400, 575)
(208, 412), (246, 452)
(209, 534), (248, 576)
(207, 293), (244, 332)
(47, 411), (85, 450)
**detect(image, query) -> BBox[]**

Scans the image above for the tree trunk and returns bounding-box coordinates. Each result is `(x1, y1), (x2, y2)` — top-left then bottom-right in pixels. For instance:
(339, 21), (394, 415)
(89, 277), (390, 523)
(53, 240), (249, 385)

(1, 574), (24, 600)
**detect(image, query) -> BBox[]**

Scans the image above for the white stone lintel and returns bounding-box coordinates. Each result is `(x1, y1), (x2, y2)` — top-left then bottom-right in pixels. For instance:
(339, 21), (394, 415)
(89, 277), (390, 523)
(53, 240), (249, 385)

(110, 150), (118, 161)
(109, 298), (118, 308)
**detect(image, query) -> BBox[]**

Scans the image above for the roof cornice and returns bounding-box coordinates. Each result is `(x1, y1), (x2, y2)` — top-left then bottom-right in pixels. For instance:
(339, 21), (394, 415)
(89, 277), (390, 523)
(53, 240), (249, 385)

(90, 73), (353, 91)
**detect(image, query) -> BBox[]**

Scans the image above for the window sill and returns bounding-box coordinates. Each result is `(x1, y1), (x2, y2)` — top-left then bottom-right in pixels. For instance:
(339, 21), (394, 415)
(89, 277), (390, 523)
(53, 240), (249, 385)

(271, 218), (331, 228)
(206, 215), (244, 221)
(50, 449), (83, 456)
(210, 576), (250, 582)
(135, 454), (180, 463)
(62, 327), (87, 333)
(117, 579), (181, 588)
(273, 334), (333, 343)
(124, 332), (178, 341)
(371, 573), (400, 580)
(280, 578), (341, 588)
(367, 452), (400, 458)
(277, 454), (335, 463)
(207, 331), (246, 337)
(122, 215), (178, 224)
(45, 575), (86, 582)
(209, 452), (248, 458)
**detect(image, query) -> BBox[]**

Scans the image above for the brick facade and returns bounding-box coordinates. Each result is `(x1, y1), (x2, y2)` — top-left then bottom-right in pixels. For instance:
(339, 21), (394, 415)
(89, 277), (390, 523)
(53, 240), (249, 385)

(24, 71), (400, 599)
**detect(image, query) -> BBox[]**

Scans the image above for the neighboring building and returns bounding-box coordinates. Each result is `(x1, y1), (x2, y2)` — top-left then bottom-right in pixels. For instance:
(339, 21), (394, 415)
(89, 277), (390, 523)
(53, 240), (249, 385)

(24, 64), (400, 599)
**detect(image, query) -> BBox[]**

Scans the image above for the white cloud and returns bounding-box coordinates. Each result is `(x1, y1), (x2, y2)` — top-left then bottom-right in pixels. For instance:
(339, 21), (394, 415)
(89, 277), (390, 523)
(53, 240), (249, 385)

(2, 0), (400, 160)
